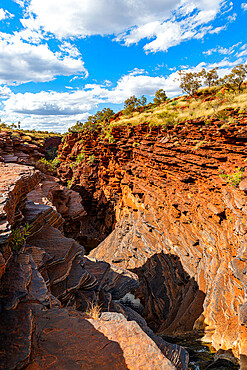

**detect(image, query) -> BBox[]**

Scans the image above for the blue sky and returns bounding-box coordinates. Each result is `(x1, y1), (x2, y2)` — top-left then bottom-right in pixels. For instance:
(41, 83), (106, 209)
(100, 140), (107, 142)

(0, 0), (246, 132)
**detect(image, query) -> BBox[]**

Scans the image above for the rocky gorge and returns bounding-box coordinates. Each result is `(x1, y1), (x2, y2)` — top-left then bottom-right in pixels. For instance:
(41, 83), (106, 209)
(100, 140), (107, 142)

(1, 105), (247, 369)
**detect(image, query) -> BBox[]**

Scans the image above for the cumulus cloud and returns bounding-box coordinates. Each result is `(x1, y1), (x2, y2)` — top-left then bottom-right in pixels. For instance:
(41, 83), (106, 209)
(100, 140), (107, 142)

(0, 85), (12, 99)
(118, 5), (229, 52)
(1, 59), (237, 132)
(241, 3), (247, 11)
(20, 0), (227, 53)
(1, 69), (183, 132)
(22, 0), (180, 38)
(0, 32), (87, 85)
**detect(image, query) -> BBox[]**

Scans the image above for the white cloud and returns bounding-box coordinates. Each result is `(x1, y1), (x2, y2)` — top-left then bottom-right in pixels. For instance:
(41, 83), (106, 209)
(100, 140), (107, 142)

(59, 42), (81, 58)
(22, 0), (179, 38)
(204, 58), (244, 72)
(0, 32), (87, 85)
(0, 85), (12, 99)
(241, 3), (247, 11)
(203, 42), (242, 56)
(1, 70), (182, 132)
(209, 25), (227, 34)
(236, 44), (247, 58)
(14, 0), (25, 8)
(0, 9), (14, 21)
(117, 5), (225, 52)
(20, 0), (225, 54)
(227, 12), (237, 22)
(1, 55), (241, 133)
(0, 9), (6, 21)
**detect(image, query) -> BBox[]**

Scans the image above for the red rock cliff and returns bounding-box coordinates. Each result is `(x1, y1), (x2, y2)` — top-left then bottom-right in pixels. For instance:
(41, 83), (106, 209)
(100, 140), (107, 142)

(58, 111), (247, 366)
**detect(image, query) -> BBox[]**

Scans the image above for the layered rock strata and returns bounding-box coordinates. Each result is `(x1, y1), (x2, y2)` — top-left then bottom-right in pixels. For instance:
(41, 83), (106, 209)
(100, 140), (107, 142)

(0, 161), (185, 368)
(0, 131), (42, 164)
(58, 110), (247, 366)
(0, 130), (61, 165)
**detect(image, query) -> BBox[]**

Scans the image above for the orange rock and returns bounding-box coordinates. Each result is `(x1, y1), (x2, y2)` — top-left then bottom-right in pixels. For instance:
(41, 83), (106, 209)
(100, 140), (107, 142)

(57, 116), (247, 362)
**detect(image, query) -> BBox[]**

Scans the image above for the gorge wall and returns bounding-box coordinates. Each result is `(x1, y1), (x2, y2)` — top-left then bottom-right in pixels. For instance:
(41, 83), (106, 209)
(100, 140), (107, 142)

(58, 109), (247, 366)
(0, 132), (187, 369)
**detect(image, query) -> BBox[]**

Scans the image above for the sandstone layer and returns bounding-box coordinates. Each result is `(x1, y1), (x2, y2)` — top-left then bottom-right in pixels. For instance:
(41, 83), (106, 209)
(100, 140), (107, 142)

(0, 157), (185, 368)
(58, 110), (247, 366)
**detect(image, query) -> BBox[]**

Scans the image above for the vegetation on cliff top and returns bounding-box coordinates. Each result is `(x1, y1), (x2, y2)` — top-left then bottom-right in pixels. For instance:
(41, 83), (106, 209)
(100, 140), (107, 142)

(67, 64), (247, 136)
(58, 64), (247, 193)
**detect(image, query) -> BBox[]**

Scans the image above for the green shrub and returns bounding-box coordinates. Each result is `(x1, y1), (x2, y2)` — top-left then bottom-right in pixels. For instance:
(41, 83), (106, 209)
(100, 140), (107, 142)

(194, 140), (207, 150)
(104, 131), (115, 143)
(88, 154), (96, 164)
(9, 223), (30, 251)
(70, 162), (76, 170)
(38, 157), (60, 172)
(220, 168), (244, 187)
(76, 153), (85, 163)
(67, 179), (73, 188)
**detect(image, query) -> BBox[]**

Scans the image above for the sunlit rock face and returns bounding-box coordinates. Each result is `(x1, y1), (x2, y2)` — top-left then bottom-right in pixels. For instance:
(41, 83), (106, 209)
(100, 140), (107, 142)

(0, 160), (183, 369)
(58, 113), (247, 363)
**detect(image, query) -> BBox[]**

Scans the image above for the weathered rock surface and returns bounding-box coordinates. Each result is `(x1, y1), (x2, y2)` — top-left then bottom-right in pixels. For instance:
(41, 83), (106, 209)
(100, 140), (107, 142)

(0, 251), (51, 369)
(27, 174), (87, 241)
(0, 130), (61, 165)
(0, 163), (42, 247)
(27, 308), (175, 369)
(1, 158), (178, 370)
(0, 306), (33, 369)
(27, 174), (87, 221)
(0, 131), (42, 164)
(58, 112), (247, 364)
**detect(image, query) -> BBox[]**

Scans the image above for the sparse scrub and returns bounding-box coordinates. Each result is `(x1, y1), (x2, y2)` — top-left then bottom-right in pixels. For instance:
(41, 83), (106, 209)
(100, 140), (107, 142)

(194, 140), (207, 150)
(76, 152), (85, 163)
(220, 168), (244, 187)
(67, 179), (73, 188)
(37, 157), (60, 173)
(88, 154), (96, 164)
(221, 64), (247, 93)
(201, 68), (219, 88)
(177, 70), (203, 96)
(123, 95), (147, 115)
(9, 223), (31, 252)
(85, 301), (102, 320)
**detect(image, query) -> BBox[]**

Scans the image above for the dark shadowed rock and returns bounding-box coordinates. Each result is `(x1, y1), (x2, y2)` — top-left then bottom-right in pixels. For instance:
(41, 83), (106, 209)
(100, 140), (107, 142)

(0, 306), (33, 370)
(26, 308), (175, 369)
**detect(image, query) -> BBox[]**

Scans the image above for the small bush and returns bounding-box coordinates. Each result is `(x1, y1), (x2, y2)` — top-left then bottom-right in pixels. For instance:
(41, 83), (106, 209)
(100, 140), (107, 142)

(37, 157), (60, 172)
(88, 154), (96, 164)
(67, 179), (73, 188)
(86, 301), (102, 320)
(70, 162), (76, 170)
(76, 153), (85, 163)
(220, 168), (244, 187)
(194, 140), (207, 150)
(9, 223), (30, 251)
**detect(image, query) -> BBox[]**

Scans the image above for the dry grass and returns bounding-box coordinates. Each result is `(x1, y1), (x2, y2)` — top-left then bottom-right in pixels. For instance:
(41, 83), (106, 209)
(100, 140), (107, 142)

(85, 301), (102, 320)
(112, 87), (247, 129)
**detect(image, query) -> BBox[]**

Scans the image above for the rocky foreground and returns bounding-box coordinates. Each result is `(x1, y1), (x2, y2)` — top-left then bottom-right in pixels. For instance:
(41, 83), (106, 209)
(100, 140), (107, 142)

(0, 132), (187, 369)
(57, 108), (247, 368)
